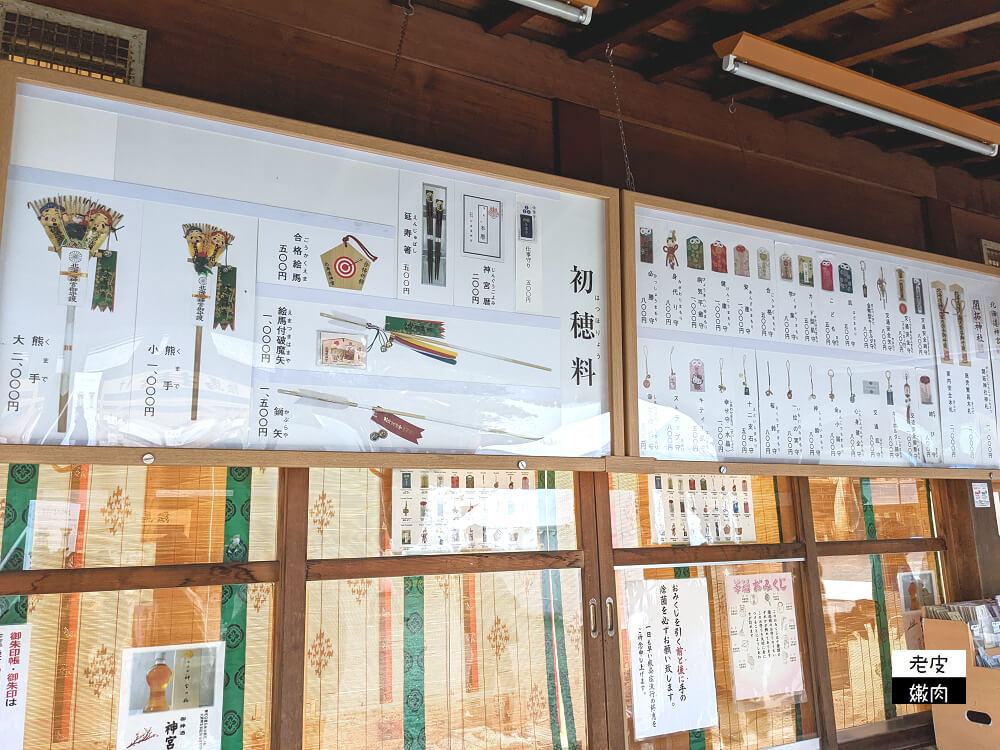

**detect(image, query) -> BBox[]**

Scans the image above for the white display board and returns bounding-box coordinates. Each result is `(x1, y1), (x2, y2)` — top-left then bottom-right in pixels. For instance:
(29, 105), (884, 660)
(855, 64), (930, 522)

(0, 85), (610, 456)
(635, 203), (1000, 468)
(647, 473), (756, 545)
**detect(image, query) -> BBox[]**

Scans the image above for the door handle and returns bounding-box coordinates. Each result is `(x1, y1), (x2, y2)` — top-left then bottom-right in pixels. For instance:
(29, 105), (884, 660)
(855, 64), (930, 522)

(588, 598), (599, 638)
(605, 596), (616, 636)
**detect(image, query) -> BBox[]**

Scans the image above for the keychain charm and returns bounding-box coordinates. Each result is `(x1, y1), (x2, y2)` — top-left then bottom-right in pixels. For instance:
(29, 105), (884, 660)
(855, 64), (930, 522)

(912, 278), (925, 315)
(740, 355), (750, 395)
(668, 346), (677, 390)
(711, 240), (728, 274)
(860, 260), (868, 298)
(718, 358), (727, 392)
(820, 259), (834, 291)
(643, 345), (651, 389)
(838, 262), (853, 293)
(808, 365), (816, 400)
(848, 367), (856, 403)
(885, 370), (894, 406)
(877, 267), (888, 307)
(690, 359), (705, 392)
(765, 361), (773, 397)
(828, 369), (835, 401)
(757, 248), (771, 280)
(664, 230), (678, 269)
(780, 253), (793, 281)
(786, 359), (793, 400)
(904, 373), (912, 422)
(687, 236), (704, 270)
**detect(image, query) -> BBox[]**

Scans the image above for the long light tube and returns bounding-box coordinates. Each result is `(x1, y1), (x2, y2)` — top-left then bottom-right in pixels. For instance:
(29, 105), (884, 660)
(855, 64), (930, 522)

(722, 55), (998, 157)
(508, 0), (593, 24)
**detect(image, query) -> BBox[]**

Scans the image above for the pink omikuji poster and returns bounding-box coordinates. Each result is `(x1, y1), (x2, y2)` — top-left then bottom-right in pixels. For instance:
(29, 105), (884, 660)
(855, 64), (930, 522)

(724, 572), (805, 702)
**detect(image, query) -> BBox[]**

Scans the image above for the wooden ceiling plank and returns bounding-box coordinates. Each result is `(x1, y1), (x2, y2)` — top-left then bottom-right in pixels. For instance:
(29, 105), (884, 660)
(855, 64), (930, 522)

(480, 4), (537, 36)
(713, 33), (1000, 144)
(829, 0), (1000, 69)
(726, 0), (1000, 103)
(644, 0), (877, 83)
(566, 0), (705, 61)
(781, 31), (1000, 121)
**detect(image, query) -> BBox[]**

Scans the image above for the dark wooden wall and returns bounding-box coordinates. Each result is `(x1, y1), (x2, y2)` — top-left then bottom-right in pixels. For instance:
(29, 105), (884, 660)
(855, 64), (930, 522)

(29, 0), (1000, 261)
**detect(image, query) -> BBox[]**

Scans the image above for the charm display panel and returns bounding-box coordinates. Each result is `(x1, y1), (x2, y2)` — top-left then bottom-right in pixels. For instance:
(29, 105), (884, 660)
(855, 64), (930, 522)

(0, 84), (612, 455)
(634, 201), (1000, 469)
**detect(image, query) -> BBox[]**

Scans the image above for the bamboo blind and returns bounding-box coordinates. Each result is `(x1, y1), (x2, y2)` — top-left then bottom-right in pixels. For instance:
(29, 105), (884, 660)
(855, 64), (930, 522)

(0, 464), (278, 749)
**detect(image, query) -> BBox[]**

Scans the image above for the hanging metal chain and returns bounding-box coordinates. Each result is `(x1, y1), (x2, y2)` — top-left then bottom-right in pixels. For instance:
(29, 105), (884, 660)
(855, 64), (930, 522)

(606, 43), (636, 192)
(385, 0), (415, 131)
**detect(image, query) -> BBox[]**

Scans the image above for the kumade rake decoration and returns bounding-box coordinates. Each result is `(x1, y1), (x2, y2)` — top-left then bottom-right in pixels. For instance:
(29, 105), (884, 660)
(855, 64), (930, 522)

(28, 195), (123, 432)
(182, 223), (238, 420)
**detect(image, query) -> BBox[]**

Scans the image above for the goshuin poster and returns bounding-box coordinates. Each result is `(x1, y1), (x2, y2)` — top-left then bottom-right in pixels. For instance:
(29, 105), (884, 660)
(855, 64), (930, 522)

(0, 625), (30, 750)
(116, 641), (225, 750)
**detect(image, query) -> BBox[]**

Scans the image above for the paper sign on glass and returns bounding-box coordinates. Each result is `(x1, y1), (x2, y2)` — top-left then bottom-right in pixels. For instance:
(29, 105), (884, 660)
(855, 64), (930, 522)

(116, 641), (225, 750)
(725, 572), (804, 702)
(626, 576), (718, 739)
(0, 625), (30, 750)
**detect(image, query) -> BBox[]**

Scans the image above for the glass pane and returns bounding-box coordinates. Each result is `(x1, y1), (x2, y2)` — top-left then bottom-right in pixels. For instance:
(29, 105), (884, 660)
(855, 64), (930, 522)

(308, 468), (577, 558)
(0, 464), (278, 568)
(303, 570), (588, 749)
(9, 584), (273, 749)
(820, 552), (941, 729)
(614, 563), (815, 749)
(810, 477), (934, 541)
(608, 473), (791, 547)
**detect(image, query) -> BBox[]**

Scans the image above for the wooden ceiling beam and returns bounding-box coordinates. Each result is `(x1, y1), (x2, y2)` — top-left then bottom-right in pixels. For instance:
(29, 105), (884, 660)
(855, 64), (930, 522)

(824, 0), (1000, 68)
(565, 0), (705, 61)
(723, 0), (1000, 103)
(480, 4), (536, 36)
(642, 0), (877, 83)
(778, 31), (1000, 122)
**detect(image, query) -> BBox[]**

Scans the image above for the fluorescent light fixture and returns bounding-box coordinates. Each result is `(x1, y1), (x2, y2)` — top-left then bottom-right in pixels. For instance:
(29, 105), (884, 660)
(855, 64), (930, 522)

(508, 0), (593, 24)
(722, 54), (998, 157)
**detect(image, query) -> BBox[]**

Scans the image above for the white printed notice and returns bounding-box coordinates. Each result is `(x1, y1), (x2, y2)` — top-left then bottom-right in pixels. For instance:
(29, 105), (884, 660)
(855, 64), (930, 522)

(0, 625), (29, 750)
(626, 576), (718, 739)
(116, 641), (225, 750)
(724, 572), (804, 702)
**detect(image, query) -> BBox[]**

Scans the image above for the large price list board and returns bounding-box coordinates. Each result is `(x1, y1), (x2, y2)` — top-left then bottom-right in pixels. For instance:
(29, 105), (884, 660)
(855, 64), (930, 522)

(633, 200), (1000, 468)
(0, 84), (613, 455)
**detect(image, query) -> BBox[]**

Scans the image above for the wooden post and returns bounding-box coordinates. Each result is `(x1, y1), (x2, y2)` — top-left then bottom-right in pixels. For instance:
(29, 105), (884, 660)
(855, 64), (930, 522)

(972, 479), (1000, 597)
(553, 99), (604, 184)
(270, 467), (309, 750)
(577, 472), (610, 748)
(790, 475), (840, 749)
(921, 196), (960, 259)
(930, 478), (984, 602)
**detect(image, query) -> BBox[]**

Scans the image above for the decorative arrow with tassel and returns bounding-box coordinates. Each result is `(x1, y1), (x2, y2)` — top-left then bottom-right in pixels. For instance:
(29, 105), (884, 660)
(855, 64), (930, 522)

(277, 388), (540, 443)
(318, 311), (552, 371)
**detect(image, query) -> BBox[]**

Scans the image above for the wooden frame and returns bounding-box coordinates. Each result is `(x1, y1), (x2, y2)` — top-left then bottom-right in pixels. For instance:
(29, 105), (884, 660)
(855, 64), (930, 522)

(0, 60), (624, 467)
(620, 189), (1000, 481)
